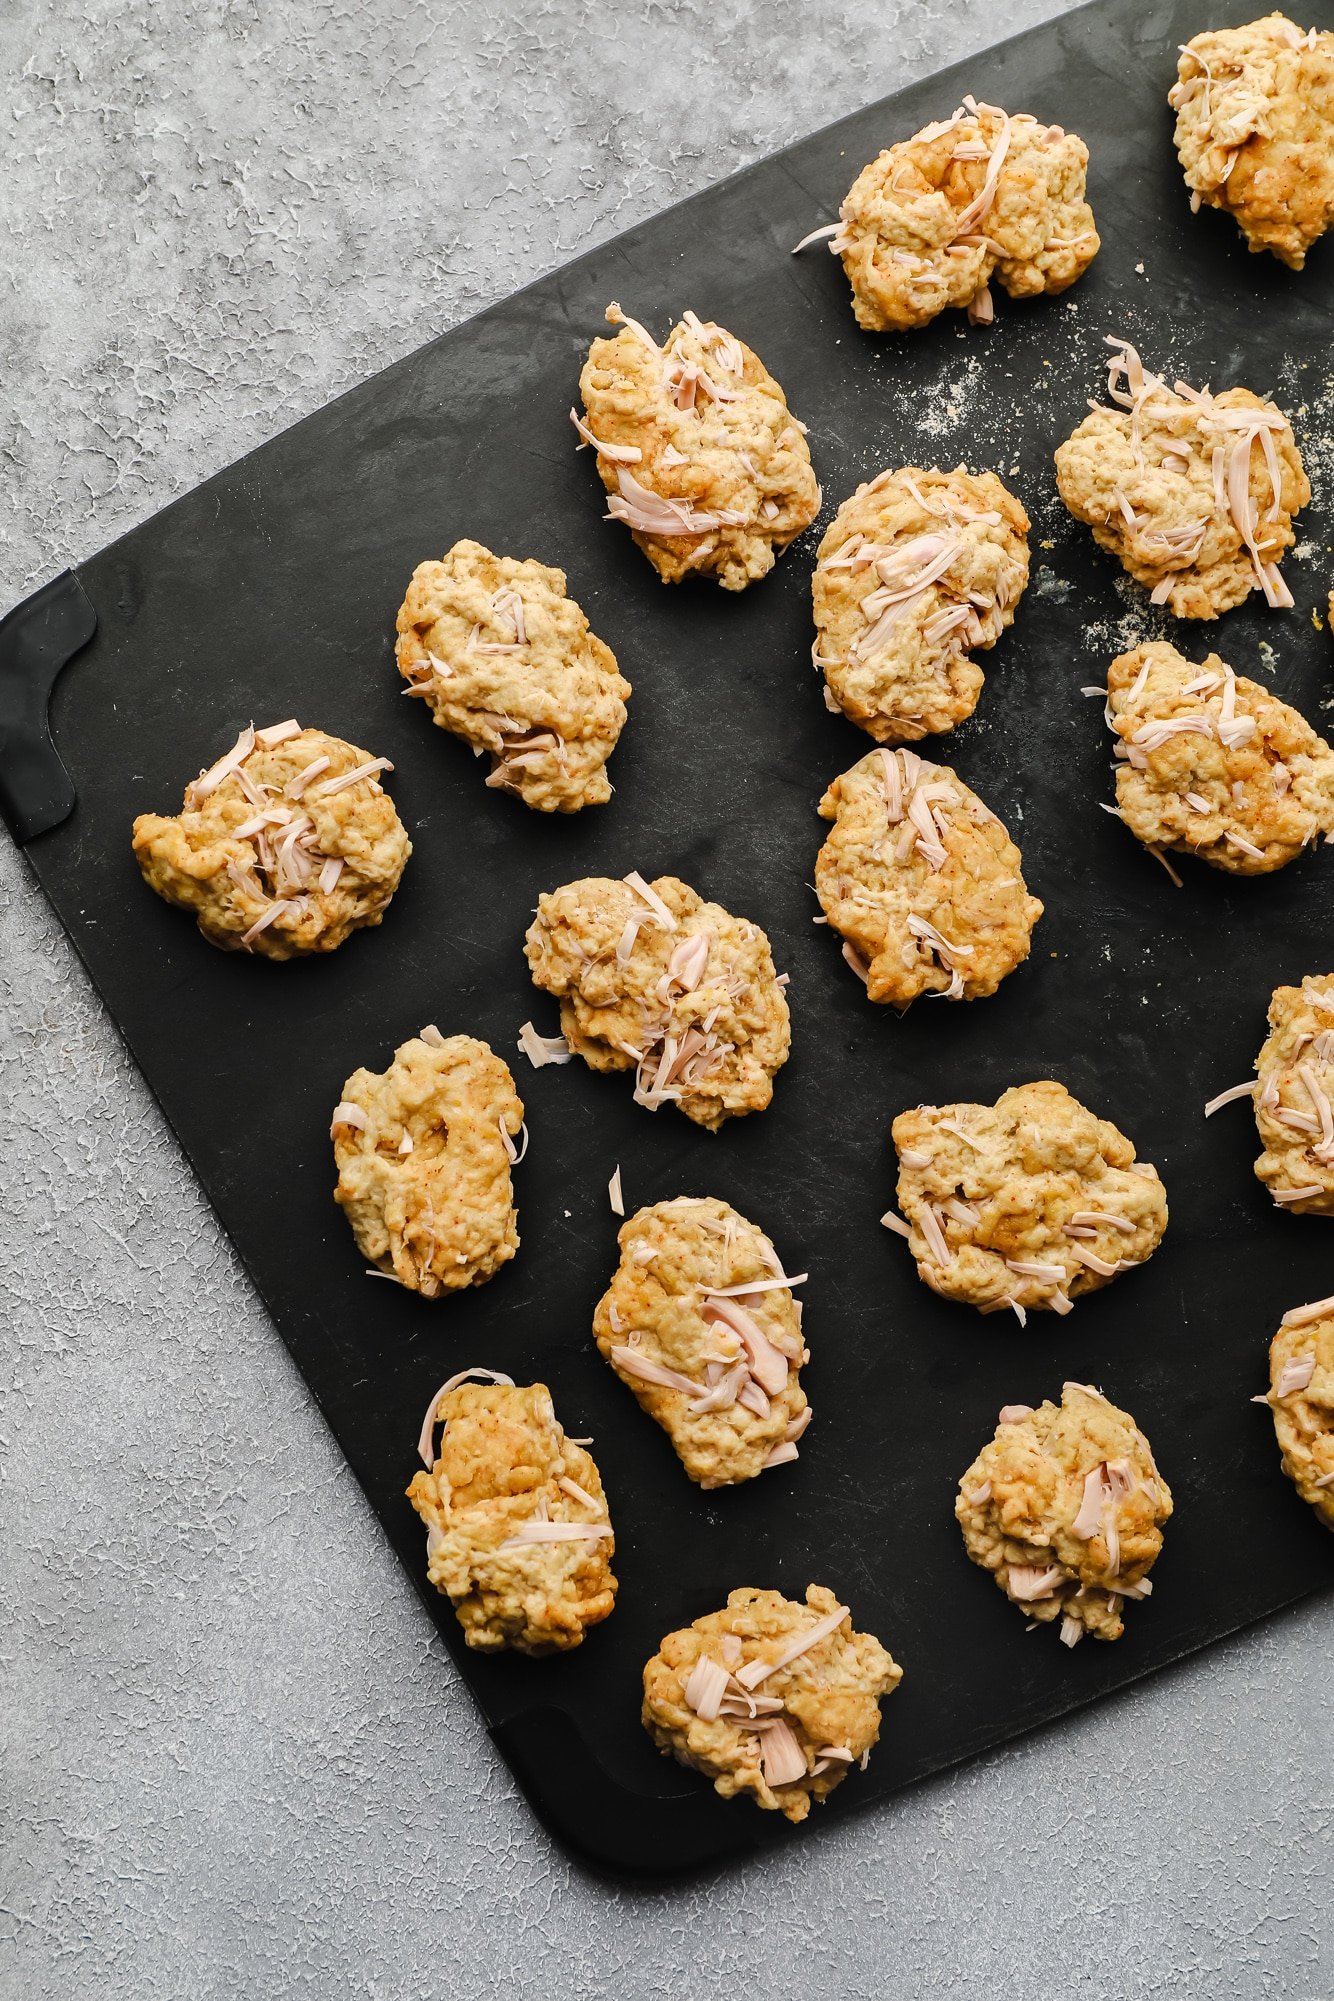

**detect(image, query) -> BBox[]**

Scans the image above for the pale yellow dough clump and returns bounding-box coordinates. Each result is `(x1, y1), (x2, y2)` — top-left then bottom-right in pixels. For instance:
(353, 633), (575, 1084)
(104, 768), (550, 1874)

(1055, 340), (1308, 619)
(1104, 643), (1334, 877)
(332, 1030), (524, 1297)
(812, 466), (1029, 743)
(642, 1586), (902, 1823)
(576, 304), (820, 591)
(132, 722), (410, 959)
(816, 745), (1042, 1006)
(1250, 975), (1334, 1214)
(1170, 15), (1334, 269)
(406, 1377), (617, 1654)
(1263, 1302), (1334, 1529)
(888, 1081), (1168, 1319)
(523, 874), (790, 1131)
(956, 1383), (1172, 1645)
(813, 98), (1097, 333)
(593, 1197), (809, 1488)
(395, 539), (630, 812)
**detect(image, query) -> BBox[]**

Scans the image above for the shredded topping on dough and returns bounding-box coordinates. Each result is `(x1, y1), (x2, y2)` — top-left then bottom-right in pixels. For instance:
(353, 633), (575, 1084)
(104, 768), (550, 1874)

(1274, 1354), (1316, 1396)
(416, 1367), (517, 1467)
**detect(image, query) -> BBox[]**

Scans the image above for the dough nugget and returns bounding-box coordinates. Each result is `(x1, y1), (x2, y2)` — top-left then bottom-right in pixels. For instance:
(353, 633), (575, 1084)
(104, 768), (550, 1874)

(575, 303), (819, 591)
(593, 1197), (810, 1488)
(798, 97), (1097, 333)
(406, 1371), (616, 1653)
(1239, 974), (1334, 1214)
(1170, 15), (1334, 269)
(812, 467), (1029, 742)
(1055, 339), (1308, 618)
(332, 1028), (524, 1297)
(132, 720), (410, 958)
(1262, 1297), (1334, 1529)
(395, 539), (630, 812)
(956, 1382), (1172, 1646)
(816, 745), (1042, 1006)
(522, 873), (790, 1131)
(887, 1082), (1167, 1320)
(1102, 643), (1334, 877)
(642, 1586), (901, 1823)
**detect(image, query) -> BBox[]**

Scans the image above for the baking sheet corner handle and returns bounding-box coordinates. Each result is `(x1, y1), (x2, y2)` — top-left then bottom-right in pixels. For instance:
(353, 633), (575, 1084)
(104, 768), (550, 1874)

(0, 570), (97, 844)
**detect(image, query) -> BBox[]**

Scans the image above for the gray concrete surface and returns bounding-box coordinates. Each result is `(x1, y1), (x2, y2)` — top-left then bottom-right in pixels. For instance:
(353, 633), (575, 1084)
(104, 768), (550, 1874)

(2, 1), (1331, 1995)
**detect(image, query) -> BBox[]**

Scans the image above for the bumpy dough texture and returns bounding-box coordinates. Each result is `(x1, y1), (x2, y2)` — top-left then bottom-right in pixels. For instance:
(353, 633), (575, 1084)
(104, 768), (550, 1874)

(593, 1197), (809, 1487)
(890, 1082), (1168, 1317)
(1055, 341), (1308, 619)
(333, 1032), (523, 1297)
(395, 539), (630, 812)
(816, 745), (1042, 1006)
(1171, 15), (1334, 269)
(1105, 643), (1334, 877)
(956, 1383), (1173, 1644)
(827, 100), (1098, 333)
(577, 305), (820, 591)
(812, 467), (1029, 743)
(132, 724), (410, 959)
(642, 1586), (902, 1823)
(1252, 975), (1334, 1213)
(524, 875), (790, 1131)
(1265, 1307), (1334, 1530)
(406, 1381), (617, 1653)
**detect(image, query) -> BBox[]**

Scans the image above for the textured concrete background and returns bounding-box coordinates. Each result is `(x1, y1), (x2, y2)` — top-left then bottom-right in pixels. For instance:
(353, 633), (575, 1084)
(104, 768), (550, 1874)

(2, 1), (1332, 1995)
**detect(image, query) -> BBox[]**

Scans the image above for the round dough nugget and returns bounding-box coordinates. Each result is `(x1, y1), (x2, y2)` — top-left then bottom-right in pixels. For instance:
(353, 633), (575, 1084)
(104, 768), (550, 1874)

(131, 720), (410, 959)
(956, 1382), (1172, 1646)
(1262, 1297), (1334, 1529)
(1170, 16), (1334, 269)
(593, 1197), (809, 1488)
(332, 1027), (524, 1297)
(1055, 339), (1308, 619)
(575, 303), (820, 592)
(816, 745), (1042, 1006)
(812, 467), (1029, 743)
(1103, 643), (1334, 878)
(522, 873), (790, 1131)
(641, 1586), (902, 1824)
(887, 1082), (1168, 1320)
(797, 97), (1097, 332)
(406, 1371), (617, 1654)
(395, 539), (630, 812)
(1245, 973), (1334, 1214)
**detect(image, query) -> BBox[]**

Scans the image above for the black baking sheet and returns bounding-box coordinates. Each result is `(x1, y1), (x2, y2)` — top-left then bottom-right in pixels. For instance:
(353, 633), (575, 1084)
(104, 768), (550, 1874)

(7, 0), (1333, 1875)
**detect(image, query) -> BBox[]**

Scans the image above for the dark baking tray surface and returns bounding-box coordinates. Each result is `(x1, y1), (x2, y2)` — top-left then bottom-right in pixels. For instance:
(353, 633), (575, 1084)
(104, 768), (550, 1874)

(6, 0), (1333, 1876)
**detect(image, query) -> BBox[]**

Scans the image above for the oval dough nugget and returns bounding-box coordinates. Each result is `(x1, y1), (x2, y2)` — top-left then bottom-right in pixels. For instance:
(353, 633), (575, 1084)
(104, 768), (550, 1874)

(887, 1082), (1167, 1319)
(1262, 1298), (1334, 1529)
(816, 745), (1042, 1005)
(332, 1027), (524, 1296)
(395, 539), (630, 811)
(132, 720), (410, 958)
(1250, 974), (1334, 1213)
(593, 1196), (809, 1488)
(642, 1586), (902, 1823)
(956, 1382), (1172, 1645)
(406, 1372), (617, 1654)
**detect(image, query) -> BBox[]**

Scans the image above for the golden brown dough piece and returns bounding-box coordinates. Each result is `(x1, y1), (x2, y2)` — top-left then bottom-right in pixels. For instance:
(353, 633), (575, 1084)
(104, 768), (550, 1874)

(593, 1197), (809, 1487)
(956, 1383), (1172, 1645)
(522, 873), (790, 1131)
(816, 745), (1042, 1005)
(406, 1372), (617, 1653)
(811, 467), (1029, 742)
(1098, 643), (1334, 879)
(132, 721), (410, 958)
(795, 96), (1098, 332)
(1261, 1297), (1334, 1529)
(886, 1082), (1167, 1321)
(575, 303), (820, 591)
(1055, 339), (1308, 619)
(1170, 15), (1334, 268)
(1214, 973), (1334, 1215)
(641, 1586), (902, 1823)
(332, 1028), (524, 1297)
(395, 539), (630, 812)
